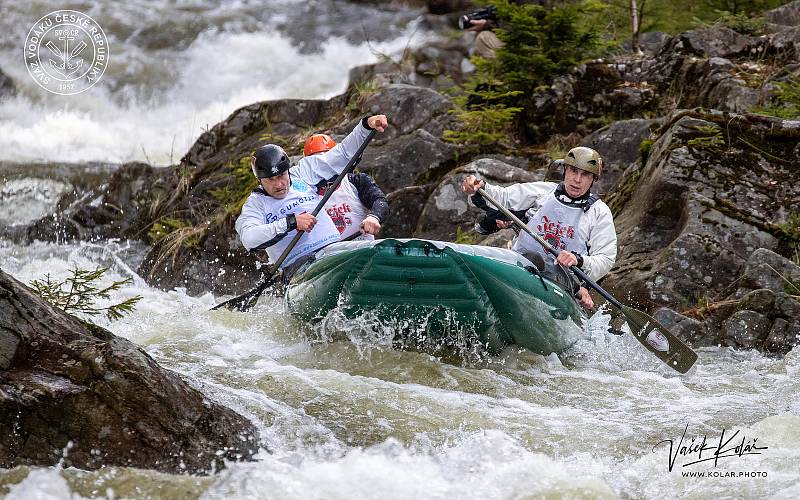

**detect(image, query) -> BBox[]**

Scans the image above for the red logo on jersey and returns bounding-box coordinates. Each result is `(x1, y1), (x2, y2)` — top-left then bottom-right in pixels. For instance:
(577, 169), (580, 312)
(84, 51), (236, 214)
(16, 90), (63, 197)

(536, 215), (575, 250)
(326, 203), (352, 234)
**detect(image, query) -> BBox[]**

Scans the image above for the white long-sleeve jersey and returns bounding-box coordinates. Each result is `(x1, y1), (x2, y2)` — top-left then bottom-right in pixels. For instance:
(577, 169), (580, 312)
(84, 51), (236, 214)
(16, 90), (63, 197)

(235, 120), (372, 266)
(477, 181), (617, 282)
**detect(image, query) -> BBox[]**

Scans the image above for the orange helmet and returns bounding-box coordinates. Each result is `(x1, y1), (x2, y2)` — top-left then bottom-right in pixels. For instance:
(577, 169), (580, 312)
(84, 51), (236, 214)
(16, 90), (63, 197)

(303, 134), (336, 156)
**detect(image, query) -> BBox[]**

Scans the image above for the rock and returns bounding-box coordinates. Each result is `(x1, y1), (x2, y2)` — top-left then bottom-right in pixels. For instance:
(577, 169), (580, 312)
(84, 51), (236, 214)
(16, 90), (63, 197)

(675, 26), (755, 59)
(181, 96), (344, 170)
(0, 65), (15, 100)
(766, 319), (800, 353)
(521, 23), (797, 141)
(653, 308), (714, 346)
(362, 128), (459, 193)
(0, 268), (258, 473)
(350, 37), (472, 92)
(603, 111), (799, 311)
(767, 26), (800, 62)
(722, 310), (772, 348)
(581, 118), (659, 195)
(415, 158), (539, 241)
(764, 318), (788, 353)
(766, 1), (800, 27)
(129, 19), (206, 50)
(787, 322), (800, 347)
(360, 84), (456, 142)
(740, 248), (800, 294)
(738, 289), (776, 314)
(383, 185), (436, 238)
(639, 31), (671, 55)
(776, 293), (800, 318)
(70, 162), (158, 239)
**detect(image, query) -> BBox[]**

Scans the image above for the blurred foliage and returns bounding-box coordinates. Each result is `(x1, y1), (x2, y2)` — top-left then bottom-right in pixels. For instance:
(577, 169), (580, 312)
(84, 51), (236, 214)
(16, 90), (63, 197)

(587, 0), (788, 40)
(752, 77), (800, 119)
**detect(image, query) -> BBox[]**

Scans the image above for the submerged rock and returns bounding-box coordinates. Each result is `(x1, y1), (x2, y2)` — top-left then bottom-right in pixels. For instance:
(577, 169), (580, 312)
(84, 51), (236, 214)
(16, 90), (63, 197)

(0, 65), (15, 101)
(0, 268), (259, 474)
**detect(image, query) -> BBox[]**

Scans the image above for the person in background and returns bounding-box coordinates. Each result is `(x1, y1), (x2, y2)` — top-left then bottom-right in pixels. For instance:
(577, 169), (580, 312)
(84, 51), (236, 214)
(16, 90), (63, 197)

(460, 4), (504, 59)
(461, 146), (617, 310)
(303, 133), (389, 241)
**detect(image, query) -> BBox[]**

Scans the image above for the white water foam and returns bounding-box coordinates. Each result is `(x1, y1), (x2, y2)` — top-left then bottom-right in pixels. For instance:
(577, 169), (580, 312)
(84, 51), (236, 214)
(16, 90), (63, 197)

(203, 430), (616, 500)
(0, 17), (429, 165)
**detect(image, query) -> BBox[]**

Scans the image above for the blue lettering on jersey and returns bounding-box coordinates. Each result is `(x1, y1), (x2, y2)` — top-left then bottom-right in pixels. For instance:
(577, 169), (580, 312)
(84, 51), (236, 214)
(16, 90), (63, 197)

(291, 179), (310, 192)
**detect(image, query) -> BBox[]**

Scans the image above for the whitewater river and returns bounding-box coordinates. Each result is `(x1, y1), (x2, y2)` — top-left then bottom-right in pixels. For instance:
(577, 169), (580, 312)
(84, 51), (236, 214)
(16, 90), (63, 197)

(1, 239), (799, 499)
(0, 0), (429, 165)
(1, 0), (799, 498)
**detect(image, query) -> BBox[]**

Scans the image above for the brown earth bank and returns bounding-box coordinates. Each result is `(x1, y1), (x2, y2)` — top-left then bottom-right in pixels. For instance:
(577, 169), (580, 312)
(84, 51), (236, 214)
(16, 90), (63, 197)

(3, 5), (799, 355)
(0, 268), (260, 473)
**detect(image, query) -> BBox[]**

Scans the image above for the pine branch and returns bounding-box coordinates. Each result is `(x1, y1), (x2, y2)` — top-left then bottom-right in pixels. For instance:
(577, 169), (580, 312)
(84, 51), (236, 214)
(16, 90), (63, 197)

(29, 266), (142, 322)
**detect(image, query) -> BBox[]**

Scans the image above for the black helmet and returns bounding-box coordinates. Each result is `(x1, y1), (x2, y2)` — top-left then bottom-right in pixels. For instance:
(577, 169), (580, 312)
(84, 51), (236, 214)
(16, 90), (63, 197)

(251, 144), (291, 179)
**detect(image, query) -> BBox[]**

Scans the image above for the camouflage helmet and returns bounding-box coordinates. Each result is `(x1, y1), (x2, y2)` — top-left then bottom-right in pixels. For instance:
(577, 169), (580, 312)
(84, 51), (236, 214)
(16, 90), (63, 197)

(564, 146), (602, 177)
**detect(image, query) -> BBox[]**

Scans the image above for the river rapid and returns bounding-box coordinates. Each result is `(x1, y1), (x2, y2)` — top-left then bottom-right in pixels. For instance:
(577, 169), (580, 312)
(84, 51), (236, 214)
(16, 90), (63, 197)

(1, 239), (798, 499)
(1, 1), (799, 499)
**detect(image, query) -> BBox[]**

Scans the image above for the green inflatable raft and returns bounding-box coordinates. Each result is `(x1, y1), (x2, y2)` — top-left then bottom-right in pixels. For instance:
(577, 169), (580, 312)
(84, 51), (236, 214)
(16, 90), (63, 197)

(286, 239), (587, 355)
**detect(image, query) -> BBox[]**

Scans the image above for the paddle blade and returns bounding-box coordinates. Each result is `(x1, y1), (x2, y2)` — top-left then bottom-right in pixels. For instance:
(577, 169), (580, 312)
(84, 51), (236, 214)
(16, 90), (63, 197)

(621, 305), (698, 374)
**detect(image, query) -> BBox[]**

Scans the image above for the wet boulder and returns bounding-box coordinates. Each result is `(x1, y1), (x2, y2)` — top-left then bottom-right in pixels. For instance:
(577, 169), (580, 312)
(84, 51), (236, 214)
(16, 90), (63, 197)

(764, 319), (800, 353)
(0, 65), (15, 100)
(721, 310), (772, 348)
(650, 249), (800, 354)
(652, 308), (716, 347)
(415, 158), (539, 242)
(0, 268), (259, 473)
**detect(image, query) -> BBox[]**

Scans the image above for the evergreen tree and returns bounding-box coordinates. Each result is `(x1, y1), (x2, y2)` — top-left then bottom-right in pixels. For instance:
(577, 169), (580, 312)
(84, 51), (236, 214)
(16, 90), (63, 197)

(446, 0), (606, 147)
